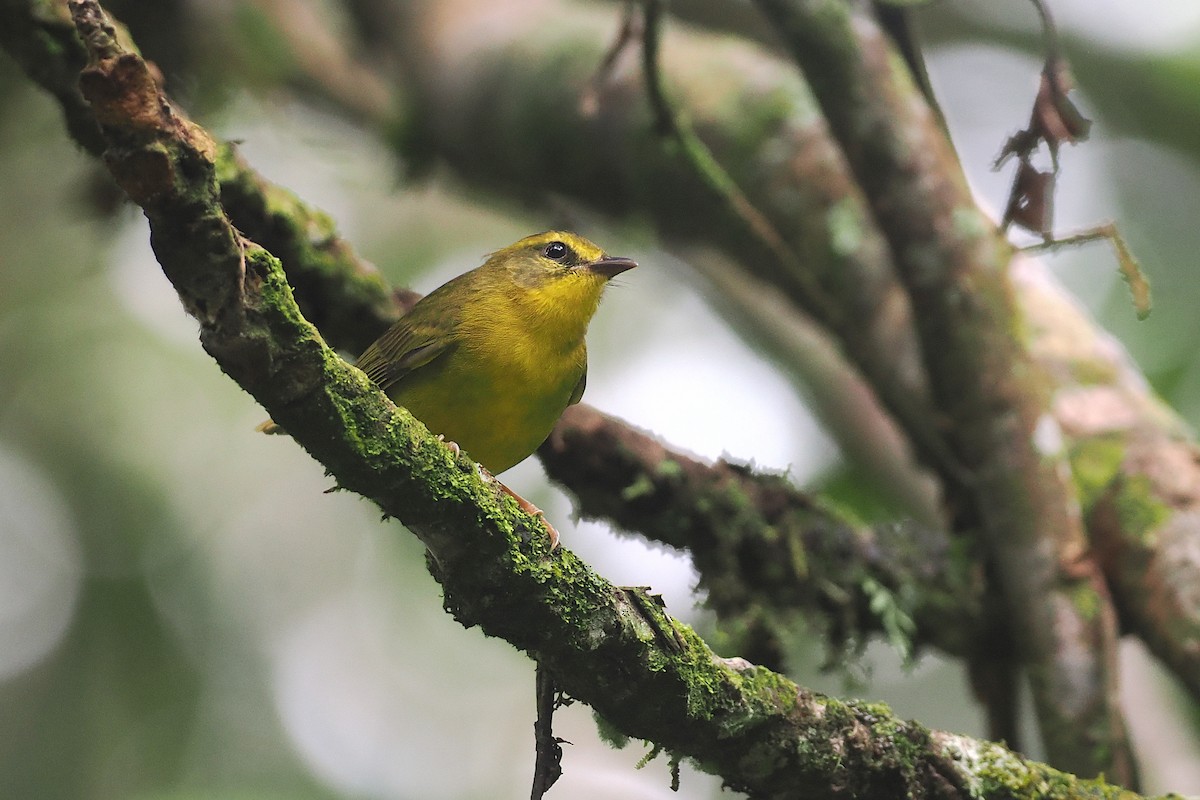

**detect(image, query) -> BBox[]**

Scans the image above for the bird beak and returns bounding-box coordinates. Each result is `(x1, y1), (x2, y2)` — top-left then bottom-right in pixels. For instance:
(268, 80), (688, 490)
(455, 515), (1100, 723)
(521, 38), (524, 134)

(588, 255), (638, 279)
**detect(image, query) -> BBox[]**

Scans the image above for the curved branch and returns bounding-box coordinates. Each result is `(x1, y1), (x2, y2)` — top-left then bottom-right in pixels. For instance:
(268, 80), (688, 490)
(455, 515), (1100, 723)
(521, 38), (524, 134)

(540, 404), (984, 663)
(213, 143), (411, 354)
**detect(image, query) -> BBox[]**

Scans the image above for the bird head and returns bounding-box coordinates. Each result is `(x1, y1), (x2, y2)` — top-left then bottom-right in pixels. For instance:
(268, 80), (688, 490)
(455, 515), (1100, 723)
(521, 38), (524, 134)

(487, 231), (637, 331)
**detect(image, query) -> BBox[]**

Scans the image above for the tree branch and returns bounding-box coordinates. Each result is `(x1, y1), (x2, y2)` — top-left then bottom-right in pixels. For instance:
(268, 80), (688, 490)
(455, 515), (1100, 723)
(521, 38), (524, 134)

(540, 404), (983, 664)
(750, 0), (1131, 780)
(213, 142), (412, 354)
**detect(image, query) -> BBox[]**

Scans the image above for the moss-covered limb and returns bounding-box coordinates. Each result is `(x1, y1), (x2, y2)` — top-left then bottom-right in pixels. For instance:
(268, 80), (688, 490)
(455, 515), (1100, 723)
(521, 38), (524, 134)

(0, 0), (106, 154)
(213, 143), (413, 355)
(541, 405), (983, 663)
(930, 732), (1153, 800)
(0, 0), (410, 355)
(40, 6), (1151, 796)
(34, 0), (1197, 746)
(751, 0), (1133, 780)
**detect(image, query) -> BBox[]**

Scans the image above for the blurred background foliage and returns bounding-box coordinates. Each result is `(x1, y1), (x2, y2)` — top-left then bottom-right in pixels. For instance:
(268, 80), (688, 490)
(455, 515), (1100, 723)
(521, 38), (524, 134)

(0, 0), (1198, 797)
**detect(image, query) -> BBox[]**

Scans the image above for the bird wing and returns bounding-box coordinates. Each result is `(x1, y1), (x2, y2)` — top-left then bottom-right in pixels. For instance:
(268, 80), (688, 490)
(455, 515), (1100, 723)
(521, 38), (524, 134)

(354, 305), (459, 393)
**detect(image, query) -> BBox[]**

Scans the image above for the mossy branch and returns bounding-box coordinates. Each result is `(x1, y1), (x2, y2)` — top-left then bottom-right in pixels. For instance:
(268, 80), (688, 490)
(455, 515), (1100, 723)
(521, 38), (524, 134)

(0, 0), (105, 154)
(540, 405), (985, 664)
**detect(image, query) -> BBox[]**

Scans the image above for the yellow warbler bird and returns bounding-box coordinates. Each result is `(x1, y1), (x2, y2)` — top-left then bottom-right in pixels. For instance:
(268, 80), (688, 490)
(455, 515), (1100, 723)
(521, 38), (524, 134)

(263, 231), (636, 546)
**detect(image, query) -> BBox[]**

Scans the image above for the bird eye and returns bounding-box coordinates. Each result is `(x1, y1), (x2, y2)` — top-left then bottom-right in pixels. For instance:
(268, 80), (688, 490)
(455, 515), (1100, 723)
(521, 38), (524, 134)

(543, 241), (571, 262)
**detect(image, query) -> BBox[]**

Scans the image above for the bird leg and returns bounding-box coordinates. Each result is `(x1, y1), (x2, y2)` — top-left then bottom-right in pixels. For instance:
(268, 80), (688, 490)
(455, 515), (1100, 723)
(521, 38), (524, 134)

(447, 440), (558, 549)
(499, 483), (560, 549)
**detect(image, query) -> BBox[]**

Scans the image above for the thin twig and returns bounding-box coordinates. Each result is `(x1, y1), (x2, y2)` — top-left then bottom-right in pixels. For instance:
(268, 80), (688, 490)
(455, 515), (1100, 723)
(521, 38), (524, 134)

(1021, 221), (1151, 319)
(639, 0), (809, 285)
(580, 0), (640, 117)
(531, 665), (565, 800)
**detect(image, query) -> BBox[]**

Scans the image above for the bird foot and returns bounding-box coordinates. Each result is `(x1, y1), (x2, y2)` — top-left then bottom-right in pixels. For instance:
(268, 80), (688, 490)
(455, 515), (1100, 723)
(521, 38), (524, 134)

(500, 483), (560, 549)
